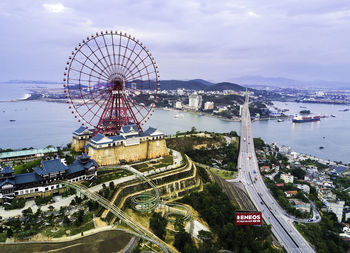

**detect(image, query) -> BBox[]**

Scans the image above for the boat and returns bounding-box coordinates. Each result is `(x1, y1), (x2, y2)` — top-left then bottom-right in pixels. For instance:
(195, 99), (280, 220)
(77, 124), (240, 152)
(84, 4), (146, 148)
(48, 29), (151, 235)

(9, 120), (16, 122)
(292, 115), (321, 123)
(174, 113), (184, 118)
(319, 146), (324, 149)
(330, 115), (336, 117)
(277, 119), (284, 122)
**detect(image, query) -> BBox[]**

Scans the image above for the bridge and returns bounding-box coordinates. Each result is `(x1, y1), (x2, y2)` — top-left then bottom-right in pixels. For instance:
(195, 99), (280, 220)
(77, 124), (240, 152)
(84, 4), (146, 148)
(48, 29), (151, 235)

(233, 91), (316, 253)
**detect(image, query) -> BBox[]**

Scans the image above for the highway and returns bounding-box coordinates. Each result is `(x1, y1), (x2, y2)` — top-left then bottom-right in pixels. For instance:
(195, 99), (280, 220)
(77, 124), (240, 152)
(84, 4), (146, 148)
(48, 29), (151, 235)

(234, 92), (316, 253)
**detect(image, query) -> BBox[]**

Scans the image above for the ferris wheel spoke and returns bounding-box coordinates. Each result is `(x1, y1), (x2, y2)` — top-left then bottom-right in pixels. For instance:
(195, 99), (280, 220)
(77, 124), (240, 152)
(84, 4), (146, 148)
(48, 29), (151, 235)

(126, 56), (153, 79)
(126, 71), (156, 85)
(120, 37), (130, 70)
(123, 46), (144, 75)
(80, 95), (106, 120)
(122, 94), (142, 124)
(84, 42), (113, 78)
(118, 34), (122, 74)
(124, 97), (149, 126)
(111, 33), (118, 75)
(123, 41), (138, 75)
(92, 37), (115, 76)
(124, 46), (152, 77)
(67, 78), (100, 83)
(75, 48), (111, 80)
(70, 68), (109, 82)
(126, 63), (152, 82)
(128, 94), (149, 111)
(102, 35), (116, 76)
(74, 91), (107, 109)
(72, 57), (110, 81)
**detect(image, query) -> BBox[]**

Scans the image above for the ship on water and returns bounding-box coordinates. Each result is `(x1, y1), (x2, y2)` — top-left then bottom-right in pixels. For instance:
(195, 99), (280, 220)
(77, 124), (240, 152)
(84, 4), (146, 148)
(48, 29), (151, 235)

(292, 115), (321, 123)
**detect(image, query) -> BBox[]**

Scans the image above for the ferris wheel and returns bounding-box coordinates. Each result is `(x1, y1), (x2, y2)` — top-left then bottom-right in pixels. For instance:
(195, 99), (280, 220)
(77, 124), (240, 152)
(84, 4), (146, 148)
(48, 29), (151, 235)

(63, 31), (160, 135)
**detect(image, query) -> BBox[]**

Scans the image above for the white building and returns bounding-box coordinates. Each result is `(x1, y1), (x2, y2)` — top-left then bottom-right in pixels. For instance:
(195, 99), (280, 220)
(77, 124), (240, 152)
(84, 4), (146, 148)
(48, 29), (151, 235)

(326, 200), (345, 222)
(280, 173), (294, 184)
(188, 93), (202, 111)
(204, 101), (214, 110)
(175, 101), (182, 109)
(279, 145), (292, 155)
(296, 184), (310, 194)
(177, 88), (184, 96)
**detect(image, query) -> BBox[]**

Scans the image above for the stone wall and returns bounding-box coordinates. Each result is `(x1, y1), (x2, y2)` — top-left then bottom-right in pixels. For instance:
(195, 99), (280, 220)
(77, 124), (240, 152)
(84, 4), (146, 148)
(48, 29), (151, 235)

(71, 137), (88, 152)
(88, 139), (168, 166)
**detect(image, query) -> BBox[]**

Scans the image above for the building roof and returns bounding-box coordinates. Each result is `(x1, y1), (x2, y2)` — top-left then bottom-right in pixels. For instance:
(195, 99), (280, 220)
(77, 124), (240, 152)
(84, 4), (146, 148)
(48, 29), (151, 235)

(90, 133), (114, 144)
(120, 124), (139, 134)
(0, 178), (15, 187)
(331, 166), (347, 173)
(1, 166), (14, 174)
(73, 126), (93, 136)
(33, 159), (67, 175)
(0, 147), (58, 160)
(141, 127), (164, 137)
(285, 190), (298, 195)
(66, 164), (85, 174)
(89, 126), (163, 145)
(0, 155), (97, 188)
(15, 172), (41, 185)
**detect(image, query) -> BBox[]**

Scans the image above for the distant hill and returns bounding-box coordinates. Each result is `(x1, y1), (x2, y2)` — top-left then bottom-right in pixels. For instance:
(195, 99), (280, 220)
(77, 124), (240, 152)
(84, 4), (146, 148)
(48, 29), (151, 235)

(157, 80), (208, 90)
(231, 75), (350, 89)
(189, 79), (214, 86)
(158, 80), (246, 91)
(205, 82), (246, 91)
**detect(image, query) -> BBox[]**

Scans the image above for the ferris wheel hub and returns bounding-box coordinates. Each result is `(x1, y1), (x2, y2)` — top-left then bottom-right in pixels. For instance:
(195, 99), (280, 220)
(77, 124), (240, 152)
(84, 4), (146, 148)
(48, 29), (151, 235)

(112, 79), (123, 90)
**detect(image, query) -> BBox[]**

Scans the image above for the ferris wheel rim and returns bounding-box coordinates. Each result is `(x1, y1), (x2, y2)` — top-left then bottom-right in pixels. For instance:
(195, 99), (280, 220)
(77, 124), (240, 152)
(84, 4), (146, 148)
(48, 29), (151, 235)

(64, 31), (160, 131)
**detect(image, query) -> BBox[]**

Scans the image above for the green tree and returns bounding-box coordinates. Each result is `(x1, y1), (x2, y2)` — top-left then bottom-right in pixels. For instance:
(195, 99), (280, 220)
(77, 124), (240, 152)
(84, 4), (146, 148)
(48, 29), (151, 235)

(174, 228), (195, 253)
(7, 228), (13, 238)
(75, 210), (84, 227)
(149, 212), (167, 240)
(291, 168), (306, 179)
(63, 216), (71, 225)
(109, 181), (115, 191)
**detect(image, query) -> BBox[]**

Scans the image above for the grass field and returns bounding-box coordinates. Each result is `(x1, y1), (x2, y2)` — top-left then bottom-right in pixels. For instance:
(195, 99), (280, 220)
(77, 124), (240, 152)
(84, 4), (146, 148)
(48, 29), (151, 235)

(209, 168), (235, 179)
(0, 230), (132, 253)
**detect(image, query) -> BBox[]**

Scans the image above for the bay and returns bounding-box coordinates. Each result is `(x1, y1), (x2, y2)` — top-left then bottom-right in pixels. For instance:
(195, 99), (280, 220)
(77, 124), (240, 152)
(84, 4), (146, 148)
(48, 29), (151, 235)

(0, 91), (349, 163)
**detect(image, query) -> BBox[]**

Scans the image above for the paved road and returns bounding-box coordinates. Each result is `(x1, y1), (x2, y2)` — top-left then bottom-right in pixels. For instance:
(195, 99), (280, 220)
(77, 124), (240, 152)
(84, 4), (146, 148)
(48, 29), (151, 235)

(230, 93), (316, 253)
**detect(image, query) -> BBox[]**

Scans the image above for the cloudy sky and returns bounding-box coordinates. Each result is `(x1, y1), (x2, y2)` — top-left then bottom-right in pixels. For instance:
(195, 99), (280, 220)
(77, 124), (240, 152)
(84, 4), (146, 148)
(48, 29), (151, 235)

(0, 0), (350, 83)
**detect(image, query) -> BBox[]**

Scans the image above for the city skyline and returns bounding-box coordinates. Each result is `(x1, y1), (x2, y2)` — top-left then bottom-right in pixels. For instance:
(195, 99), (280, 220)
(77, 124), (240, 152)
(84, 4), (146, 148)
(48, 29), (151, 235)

(1, 0), (350, 83)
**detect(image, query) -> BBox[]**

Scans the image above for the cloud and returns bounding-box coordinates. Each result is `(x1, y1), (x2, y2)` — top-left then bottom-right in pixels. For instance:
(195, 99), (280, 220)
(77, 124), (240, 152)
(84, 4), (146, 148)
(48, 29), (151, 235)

(43, 3), (65, 13)
(247, 11), (259, 17)
(0, 0), (349, 83)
